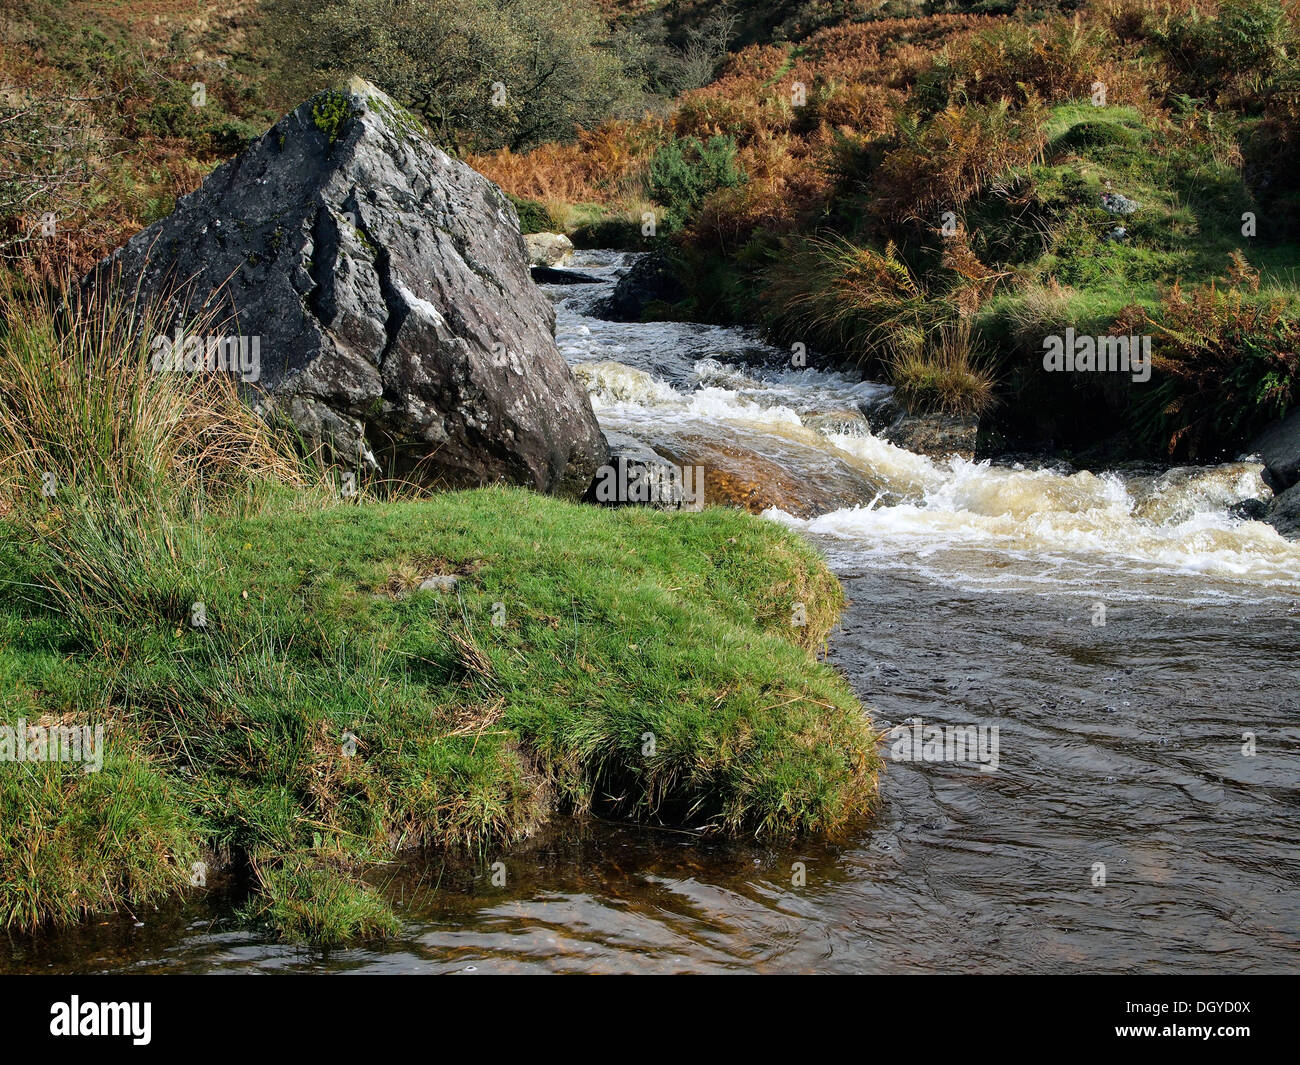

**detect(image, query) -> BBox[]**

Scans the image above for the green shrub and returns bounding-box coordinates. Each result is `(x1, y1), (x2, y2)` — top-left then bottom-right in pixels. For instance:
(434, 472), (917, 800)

(647, 134), (747, 224)
(506, 192), (552, 234)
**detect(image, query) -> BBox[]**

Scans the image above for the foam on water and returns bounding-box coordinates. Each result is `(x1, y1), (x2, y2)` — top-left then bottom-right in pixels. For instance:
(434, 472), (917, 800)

(550, 251), (1299, 602)
(764, 452), (1300, 599)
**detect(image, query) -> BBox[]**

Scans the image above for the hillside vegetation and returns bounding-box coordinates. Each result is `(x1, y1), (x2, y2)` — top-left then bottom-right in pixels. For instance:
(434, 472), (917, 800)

(5, 1), (1297, 462)
(476, 1), (1300, 461)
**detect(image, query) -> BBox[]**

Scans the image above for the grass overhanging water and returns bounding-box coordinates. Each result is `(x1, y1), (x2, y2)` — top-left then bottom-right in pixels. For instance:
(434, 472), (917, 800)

(0, 278), (879, 943)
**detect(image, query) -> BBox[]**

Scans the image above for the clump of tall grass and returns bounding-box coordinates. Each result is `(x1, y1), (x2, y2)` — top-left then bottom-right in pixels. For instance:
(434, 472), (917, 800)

(762, 235), (1000, 414)
(16, 495), (212, 647)
(763, 235), (929, 364)
(0, 273), (316, 650)
(0, 272), (305, 510)
(887, 320), (997, 417)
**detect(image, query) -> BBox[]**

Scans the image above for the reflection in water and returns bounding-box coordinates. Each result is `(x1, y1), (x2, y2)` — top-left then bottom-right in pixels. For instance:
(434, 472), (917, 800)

(5, 251), (1297, 973)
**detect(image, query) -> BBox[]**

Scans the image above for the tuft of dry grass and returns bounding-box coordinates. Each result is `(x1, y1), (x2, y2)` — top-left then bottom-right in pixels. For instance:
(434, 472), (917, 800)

(763, 235), (928, 363)
(0, 272), (305, 510)
(887, 319), (998, 417)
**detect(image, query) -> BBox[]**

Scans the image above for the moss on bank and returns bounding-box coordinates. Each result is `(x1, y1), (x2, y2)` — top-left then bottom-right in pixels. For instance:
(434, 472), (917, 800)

(0, 488), (877, 943)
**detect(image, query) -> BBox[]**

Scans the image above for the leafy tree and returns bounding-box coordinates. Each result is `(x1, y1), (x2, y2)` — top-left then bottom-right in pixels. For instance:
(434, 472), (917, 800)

(263, 0), (640, 152)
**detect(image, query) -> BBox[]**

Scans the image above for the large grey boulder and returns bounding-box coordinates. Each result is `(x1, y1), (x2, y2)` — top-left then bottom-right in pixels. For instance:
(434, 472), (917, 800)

(85, 78), (606, 497)
(1246, 409), (1300, 493)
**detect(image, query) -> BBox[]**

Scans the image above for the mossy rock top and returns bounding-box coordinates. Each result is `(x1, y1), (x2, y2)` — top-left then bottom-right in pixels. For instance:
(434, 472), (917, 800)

(1048, 119), (1145, 157)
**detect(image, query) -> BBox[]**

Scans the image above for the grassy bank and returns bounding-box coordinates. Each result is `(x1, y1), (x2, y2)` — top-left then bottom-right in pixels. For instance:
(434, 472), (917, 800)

(0, 273), (876, 943)
(0, 489), (876, 942)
